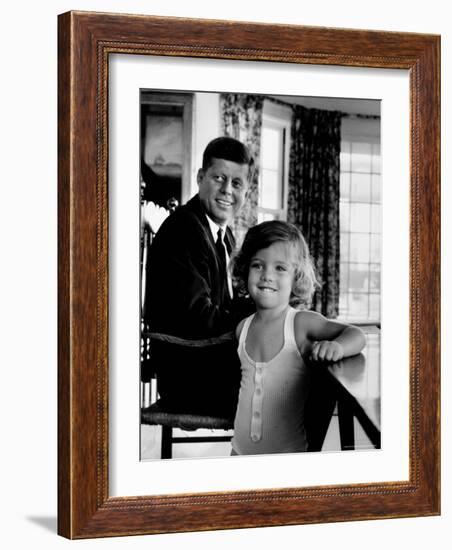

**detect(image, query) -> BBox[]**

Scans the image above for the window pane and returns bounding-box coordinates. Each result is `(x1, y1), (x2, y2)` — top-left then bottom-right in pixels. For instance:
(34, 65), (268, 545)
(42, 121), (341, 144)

(369, 264), (380, 291)
(348, 293), (369, 318)
(370, 234), (381, 262)
(350, 173), (372, 202)
(340, 140), (351, 171)
(372, 143), (381, 174)
(348, 263), (369, 292)
(339, 294), (348, 317)
(351, 142), (372, 172)
(261, 127), (280, 170)
(371, 204), (381, 233)
(349, 233), (370, 263)
(340, 172), (350, 200)
(340, 202), (350, 231)
(340, 262), (349, 294)
(350, 203), (370, 232)
(369, 294), (380, 319)
(260, 169), (281, 209)
(340, 233), (350, 262)
(257, 211), (277, 223)
(371, 174), (381, 203)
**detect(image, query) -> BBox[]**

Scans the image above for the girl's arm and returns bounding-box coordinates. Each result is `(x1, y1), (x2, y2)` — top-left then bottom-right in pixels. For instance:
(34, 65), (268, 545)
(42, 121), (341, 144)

(295, 311), (366, 361)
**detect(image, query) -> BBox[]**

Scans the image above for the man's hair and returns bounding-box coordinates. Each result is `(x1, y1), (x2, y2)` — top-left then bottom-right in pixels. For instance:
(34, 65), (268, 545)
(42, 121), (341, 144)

(202, 136), (254, 172)
(231, 220), (320, 308)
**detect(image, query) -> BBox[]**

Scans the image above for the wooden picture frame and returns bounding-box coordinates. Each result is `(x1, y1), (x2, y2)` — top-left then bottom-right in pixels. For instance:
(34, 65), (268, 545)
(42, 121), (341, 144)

(58, 11), (440, 538)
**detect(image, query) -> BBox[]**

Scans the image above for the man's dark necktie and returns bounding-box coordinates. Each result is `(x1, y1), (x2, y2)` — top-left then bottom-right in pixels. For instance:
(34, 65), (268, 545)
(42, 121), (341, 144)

(215, 228), (230, 301)
(215, 228), (227, 272)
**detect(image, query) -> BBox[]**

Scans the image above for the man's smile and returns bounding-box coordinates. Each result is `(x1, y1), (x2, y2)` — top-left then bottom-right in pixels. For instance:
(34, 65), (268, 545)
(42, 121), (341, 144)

(216, 198), (233, 207)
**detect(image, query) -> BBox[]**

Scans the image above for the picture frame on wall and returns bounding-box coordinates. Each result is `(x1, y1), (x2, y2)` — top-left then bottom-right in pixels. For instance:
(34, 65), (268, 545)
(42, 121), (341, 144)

(58, 11), (440, 538)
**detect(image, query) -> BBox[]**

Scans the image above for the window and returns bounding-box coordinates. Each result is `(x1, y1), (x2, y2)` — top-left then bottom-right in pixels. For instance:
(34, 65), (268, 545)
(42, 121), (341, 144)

(339, 118), (381, 323)
(258, 101), (291, 223)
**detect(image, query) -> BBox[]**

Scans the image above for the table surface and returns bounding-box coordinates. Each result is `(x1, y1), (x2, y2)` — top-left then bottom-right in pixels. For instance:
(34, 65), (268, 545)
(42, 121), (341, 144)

(305, 328), (381, 452)
(328, 330), (381, 429)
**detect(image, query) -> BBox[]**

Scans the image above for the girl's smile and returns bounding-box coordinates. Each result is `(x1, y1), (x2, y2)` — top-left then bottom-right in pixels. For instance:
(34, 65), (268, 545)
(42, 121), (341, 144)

(247, 242), (296, 311)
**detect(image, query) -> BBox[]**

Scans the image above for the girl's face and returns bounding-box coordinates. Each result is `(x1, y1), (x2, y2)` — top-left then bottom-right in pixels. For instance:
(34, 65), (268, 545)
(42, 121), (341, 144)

(247, 241), (297, 312)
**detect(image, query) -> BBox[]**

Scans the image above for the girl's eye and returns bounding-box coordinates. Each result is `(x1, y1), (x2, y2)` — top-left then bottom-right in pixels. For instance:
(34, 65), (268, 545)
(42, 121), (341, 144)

(276, 265), (287, 271)
(250, 262), (262, 270)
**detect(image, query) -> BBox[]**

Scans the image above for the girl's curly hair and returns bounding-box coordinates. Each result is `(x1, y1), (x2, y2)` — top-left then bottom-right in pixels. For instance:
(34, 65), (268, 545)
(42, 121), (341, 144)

(231, 220), (320, 309)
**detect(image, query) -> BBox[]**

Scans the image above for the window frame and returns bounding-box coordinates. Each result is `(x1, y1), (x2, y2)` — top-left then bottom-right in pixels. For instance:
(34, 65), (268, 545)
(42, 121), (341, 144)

(257, 100), (292, 222)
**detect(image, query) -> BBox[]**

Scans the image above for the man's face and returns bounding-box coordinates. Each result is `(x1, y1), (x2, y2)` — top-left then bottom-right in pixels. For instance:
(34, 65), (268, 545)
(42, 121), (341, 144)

(197, 158), (250, 226)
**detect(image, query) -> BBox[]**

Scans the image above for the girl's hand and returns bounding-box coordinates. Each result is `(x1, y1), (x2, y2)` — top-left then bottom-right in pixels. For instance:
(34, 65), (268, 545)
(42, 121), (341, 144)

(311, 340), (344, 362)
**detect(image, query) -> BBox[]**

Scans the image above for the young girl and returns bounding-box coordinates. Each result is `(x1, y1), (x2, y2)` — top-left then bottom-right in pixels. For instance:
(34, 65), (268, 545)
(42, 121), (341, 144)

(230, 220), (366, 455)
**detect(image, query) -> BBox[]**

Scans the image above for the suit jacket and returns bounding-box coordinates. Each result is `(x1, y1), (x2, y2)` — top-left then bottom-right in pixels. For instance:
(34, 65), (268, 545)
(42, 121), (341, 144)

(144, 195), (251, 416)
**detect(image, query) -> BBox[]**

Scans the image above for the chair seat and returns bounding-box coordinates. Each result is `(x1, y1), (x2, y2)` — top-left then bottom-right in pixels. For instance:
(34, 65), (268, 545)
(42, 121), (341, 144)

(141, 400), (234, 431)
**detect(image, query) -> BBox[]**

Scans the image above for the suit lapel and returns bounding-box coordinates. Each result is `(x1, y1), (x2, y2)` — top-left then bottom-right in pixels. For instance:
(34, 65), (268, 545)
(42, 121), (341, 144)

(186, 195), (234, 303)
(187, 195), (216, 246)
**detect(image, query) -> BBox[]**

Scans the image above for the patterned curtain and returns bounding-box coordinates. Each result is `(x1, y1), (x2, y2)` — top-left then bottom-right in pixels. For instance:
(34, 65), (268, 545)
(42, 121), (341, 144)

(220, 93), (263, 245)
(288, 105), (342, 317)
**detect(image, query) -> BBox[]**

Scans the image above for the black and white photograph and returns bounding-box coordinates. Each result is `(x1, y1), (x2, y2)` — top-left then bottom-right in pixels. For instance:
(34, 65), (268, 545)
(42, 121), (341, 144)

(139, 90), (381, 461)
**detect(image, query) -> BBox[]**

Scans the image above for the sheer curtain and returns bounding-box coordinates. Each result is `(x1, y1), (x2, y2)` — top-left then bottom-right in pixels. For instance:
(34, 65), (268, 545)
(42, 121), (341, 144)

(288, 105), (342, 317)
(220, 93), (263, 245)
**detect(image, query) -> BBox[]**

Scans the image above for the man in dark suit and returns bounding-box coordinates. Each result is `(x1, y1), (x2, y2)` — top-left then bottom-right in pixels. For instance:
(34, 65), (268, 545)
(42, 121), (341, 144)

(144, 137), (254, 416)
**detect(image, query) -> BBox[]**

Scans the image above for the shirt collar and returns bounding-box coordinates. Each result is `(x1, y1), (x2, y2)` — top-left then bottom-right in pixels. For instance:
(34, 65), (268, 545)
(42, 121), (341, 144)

(205, 214), (227, 241)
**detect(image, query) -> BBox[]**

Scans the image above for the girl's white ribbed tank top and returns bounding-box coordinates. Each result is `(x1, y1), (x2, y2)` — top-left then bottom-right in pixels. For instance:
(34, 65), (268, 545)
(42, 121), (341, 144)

(231, 307), (309, 455)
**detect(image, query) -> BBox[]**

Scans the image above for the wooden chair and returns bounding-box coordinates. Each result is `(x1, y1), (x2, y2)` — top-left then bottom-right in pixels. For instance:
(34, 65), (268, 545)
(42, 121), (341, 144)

(141, 400), (233, 459)
(140, 326), (234, 459)
(140, 205), (234, 459)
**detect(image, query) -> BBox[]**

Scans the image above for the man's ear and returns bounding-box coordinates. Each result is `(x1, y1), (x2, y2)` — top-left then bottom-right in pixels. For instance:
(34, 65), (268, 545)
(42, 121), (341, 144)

(196, 168), (204, 187)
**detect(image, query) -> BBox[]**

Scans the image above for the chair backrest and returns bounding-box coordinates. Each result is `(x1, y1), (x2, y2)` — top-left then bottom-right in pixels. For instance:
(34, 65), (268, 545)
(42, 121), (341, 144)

(140, 200), (173, 383)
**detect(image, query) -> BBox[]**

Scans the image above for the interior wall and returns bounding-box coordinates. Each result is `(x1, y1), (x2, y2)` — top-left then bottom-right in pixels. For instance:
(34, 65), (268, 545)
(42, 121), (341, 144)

(192, 92), (221, 196)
